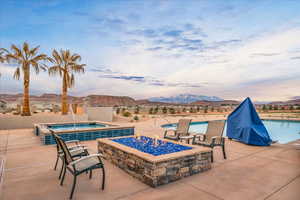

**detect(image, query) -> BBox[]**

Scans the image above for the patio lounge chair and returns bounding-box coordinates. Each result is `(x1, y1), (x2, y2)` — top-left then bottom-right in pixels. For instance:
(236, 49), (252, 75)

(192, 120), (226, 162)
(164, 119), (192, 142)
(55, 134), (105, 199)
(51, 132), (89, 180)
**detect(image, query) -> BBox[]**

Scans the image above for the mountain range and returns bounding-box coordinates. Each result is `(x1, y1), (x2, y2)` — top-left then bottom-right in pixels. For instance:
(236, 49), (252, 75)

(149, 94), (224, 104)
(0, 93), (299, 106)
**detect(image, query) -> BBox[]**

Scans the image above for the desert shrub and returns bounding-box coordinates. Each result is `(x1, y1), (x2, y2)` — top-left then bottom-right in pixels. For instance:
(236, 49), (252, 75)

(133, 115), (139, 121)
(149, 107), (153, 114)
(134, 106), (140, 114)
(123, 111), (131, 117)
(169, 108), (175, 114)
(162, 106), (167, 114)
(154, 106), (159, 114)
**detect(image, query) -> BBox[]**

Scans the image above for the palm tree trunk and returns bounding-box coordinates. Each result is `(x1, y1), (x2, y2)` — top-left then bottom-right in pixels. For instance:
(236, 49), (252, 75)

(22, 68), (31, 116)
(61, 74), (68, 115)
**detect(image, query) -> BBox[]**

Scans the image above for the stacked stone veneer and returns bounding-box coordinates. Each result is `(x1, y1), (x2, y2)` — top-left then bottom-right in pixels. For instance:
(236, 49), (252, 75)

(98, 138), (211, 187)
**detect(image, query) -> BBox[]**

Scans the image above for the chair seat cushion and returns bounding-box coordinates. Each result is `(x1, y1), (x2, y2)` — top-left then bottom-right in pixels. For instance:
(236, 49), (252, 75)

(73, 157), (100, 172)
(59, 147), (87, 157)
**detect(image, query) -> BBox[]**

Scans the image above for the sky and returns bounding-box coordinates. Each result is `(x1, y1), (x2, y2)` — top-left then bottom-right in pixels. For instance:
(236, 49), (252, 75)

(0, 0), (300, 101)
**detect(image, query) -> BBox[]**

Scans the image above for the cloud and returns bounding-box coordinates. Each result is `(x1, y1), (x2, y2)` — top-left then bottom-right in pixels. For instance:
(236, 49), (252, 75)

(127, 29), (159, 38)
(290, 56), (300, 60)
(251, 53), (280, 57)
(100, 75), (146, 82)
(95, 68), (203, 88)
(163, 30), (183, 37)
(146, 47), (163, 51)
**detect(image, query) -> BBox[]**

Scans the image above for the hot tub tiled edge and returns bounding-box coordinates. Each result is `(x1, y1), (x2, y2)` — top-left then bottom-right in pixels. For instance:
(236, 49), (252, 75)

(34, 123), (135, 145)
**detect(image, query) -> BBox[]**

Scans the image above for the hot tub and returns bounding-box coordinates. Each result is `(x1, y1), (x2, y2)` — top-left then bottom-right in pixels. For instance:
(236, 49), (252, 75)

(34, 121), (134, 145)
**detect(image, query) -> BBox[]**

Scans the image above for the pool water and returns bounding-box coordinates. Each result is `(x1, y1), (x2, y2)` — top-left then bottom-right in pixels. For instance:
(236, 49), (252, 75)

(48, 123), (107, 131)
(162, 120), (300, 144)
(112, 136), (192, 156)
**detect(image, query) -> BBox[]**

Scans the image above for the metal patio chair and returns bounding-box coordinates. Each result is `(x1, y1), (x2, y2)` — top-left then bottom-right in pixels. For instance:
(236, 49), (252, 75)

(55, 134), (105, 199)
(164, 118), (192, 142)
(192, 120), (226, 162)
(51, 132), (89, 180)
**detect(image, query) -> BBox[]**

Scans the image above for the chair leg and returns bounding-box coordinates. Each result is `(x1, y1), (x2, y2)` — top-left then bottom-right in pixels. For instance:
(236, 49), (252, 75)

(222, 144), (227, 159)
(89, 170), (92, 179)
(54, 155), (59, 170)
(60, 164), (66, 186)
(69, 175), (77, 199)
(59, 160), (64, 180)
(101, 167), (105, 190)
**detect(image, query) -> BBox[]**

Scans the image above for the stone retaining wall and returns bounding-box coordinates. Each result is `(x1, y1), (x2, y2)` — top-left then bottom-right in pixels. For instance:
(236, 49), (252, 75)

(98, 139), (211, 187)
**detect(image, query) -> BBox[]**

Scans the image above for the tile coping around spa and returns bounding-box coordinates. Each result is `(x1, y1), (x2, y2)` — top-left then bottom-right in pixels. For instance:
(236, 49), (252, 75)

(34, 121), (135, 135)
(98, 136), (211, 163)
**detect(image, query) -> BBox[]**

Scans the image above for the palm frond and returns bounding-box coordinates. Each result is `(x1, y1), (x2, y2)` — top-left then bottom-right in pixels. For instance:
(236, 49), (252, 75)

(30, 60), (40, 74)
(71, 54), (81, 62)
(48, 65), (62, 76)
(52, 49), (62, 64)
(23, 42), (30, 58)
(11, 44), (24, 59)
(29, 46), (40, 56)
(70, 73), (75, 88)
(31, 54), (47, 62)
(6, 54), (22, 63)
(13, 67), (20, 80)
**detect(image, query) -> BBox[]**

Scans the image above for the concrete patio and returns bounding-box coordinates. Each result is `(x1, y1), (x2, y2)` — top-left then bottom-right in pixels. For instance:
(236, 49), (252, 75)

(0, 117), (299, 200)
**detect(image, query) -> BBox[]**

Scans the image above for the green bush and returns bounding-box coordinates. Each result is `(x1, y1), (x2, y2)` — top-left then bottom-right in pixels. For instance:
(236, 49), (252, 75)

(149, 107), (153, 114)
(162, 106), (167, 114)
(133, 115), (139, 121)
(123, 111), (131, 117)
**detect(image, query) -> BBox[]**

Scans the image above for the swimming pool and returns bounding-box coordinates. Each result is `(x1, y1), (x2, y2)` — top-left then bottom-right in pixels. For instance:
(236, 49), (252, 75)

(162, 120), (300, 144)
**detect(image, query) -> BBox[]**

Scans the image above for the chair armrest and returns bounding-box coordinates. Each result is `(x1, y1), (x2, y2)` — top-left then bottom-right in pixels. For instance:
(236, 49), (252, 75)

(194, 133), (206, 141)
(69, 154), (104, 166)
(164, 129), (176, 137)
(68, 144), (85, 150)
(65, 140), (80, 145)
(211, 136), (225, 145)
(69, 146), (88, 153)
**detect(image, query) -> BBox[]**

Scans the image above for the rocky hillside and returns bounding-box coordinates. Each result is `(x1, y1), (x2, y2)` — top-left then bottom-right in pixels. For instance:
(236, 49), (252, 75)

(84, 95), (136, 106)
(0, 93), (136, 106)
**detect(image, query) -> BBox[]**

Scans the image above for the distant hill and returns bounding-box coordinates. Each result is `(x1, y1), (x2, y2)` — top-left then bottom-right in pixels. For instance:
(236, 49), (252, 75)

(190, 100), (240, 106)
(149, 94), (224, 104)
(0, 93), (136, 106)
(84, 95), (136, 106)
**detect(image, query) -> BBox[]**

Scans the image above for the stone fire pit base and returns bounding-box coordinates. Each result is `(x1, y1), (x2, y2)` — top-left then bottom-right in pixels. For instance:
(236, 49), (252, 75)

(98, 137), (212, 187)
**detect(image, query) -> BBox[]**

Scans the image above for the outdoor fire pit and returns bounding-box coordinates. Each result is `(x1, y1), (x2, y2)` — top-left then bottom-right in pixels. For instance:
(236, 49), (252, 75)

(98, 136), (212, 187)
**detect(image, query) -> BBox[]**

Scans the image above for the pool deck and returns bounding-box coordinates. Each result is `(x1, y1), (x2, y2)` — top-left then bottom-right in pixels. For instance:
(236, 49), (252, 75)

(0, 115), (300, 200)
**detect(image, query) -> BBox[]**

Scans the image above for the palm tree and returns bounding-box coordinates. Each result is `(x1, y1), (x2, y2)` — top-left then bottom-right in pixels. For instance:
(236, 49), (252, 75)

(3, 43), (48, 116)
(48, 49), (85, 115)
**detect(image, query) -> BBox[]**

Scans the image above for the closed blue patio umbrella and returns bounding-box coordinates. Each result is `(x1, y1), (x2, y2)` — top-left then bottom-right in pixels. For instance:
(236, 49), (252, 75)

(227, 97), (272, 146)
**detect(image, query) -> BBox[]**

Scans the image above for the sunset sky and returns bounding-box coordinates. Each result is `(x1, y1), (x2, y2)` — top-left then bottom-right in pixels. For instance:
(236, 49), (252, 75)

(1, 0), (300, 101)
